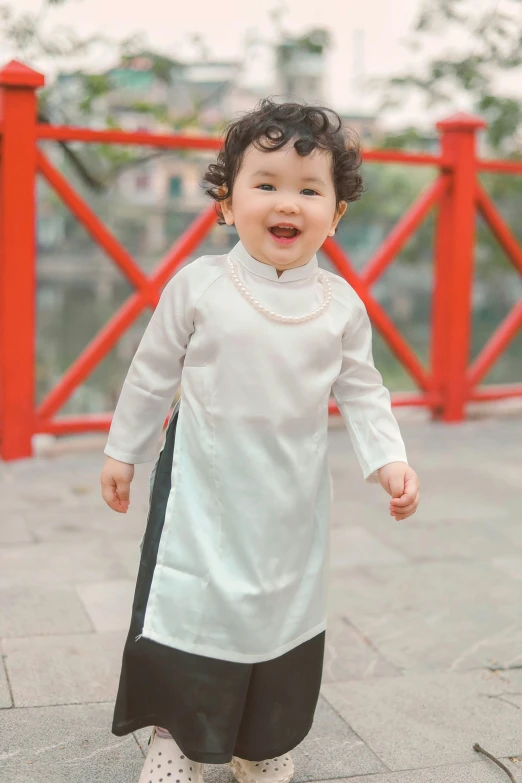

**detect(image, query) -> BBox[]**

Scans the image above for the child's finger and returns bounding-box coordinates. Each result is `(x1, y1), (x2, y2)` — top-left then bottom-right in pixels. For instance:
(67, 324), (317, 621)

(101, 477), (128, 514)
(391, 506), (417, 520)
(391, 475), (419, 507)
(101, 482), (124, 513)
(393, 491), (419, 509)
(116, 480), (131, 507)
(390, 492), (420, 519)
(392, 509), (417, 521)
(404, 471), (420, 494)
(390, 494), (411, 507)
(388, 474), (405, 499)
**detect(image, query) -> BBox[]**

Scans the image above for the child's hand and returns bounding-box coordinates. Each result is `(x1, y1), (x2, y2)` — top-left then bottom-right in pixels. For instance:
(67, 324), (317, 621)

(101, 456), (135, 513)
(377, 462), (420, 521)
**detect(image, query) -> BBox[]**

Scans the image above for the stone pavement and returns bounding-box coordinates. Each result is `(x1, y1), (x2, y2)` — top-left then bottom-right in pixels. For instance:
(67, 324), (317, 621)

(1, 407), (522, 782)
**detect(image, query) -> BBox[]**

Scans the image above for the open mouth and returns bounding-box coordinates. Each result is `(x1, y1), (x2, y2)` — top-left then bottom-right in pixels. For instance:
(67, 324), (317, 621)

(269, 225), (301, 242)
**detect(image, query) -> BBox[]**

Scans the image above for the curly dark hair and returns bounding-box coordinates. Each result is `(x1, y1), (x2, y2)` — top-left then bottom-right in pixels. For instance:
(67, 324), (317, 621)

(202, 98), (364, 224)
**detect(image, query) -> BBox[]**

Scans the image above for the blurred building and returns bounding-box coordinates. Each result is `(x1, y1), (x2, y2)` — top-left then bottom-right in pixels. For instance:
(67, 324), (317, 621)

(275, 28), (328, 103)
(39, 35), (382, 260)
(51, 52), (264, 131)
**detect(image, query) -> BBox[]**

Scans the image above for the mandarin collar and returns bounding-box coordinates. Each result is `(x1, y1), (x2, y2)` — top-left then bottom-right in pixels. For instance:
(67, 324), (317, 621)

(230, 241), (318, 283)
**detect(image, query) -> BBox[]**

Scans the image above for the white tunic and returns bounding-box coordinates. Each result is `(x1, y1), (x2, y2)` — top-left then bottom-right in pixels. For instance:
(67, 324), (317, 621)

(105, 241), (408, 663)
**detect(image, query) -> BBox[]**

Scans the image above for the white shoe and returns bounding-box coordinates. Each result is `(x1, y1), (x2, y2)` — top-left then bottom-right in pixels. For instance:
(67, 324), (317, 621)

(139, 728), (204, 783)
(230, 754), (294, 783)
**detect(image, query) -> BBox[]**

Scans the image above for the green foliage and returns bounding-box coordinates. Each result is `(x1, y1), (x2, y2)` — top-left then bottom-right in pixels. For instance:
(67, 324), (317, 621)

(335, 163), (436, 271)
(126, 101), (170, 123)
(295, 28), (331, 54)
(77, 73), (111, 113)
(378, 127), (433, 150)
(370, 0), (522, 283)
(0, 0), (103, 61)
(478, 95), (522, 151)
(0, 0), (212, 187)
(377, 0), (522, 153)
(276, 27), (331, 65)
(475, 170), (522, 279)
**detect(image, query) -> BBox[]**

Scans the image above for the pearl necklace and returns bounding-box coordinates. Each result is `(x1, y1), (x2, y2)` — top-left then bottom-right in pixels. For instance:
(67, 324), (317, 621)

(227, 256), (332, 324)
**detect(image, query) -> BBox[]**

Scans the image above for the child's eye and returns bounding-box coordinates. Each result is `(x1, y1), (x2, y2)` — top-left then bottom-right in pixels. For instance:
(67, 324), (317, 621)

(301, 188), (318, 196)
(258, 184), (275, 191)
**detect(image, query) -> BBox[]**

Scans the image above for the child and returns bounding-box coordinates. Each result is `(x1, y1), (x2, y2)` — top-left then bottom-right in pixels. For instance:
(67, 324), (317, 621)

(101, 99), (420, 783)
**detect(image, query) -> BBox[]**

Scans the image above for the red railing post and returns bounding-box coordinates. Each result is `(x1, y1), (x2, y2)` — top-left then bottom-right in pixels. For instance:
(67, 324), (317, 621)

(431, 113), (486, 421)
(0, 61), (44, 460)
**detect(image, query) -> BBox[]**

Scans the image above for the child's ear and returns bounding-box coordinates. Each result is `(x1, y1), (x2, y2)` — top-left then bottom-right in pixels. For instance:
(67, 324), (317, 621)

(327, 201), (347, 236)
(219, 187), (235, 226)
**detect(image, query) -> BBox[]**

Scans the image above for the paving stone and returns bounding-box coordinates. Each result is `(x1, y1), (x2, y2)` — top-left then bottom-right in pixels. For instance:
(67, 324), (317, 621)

(330, 491), (392, 527)
(329, 526), (408, 569)
(330, 498), (384, 528)
(0, 477), (78, 511)
(0, 513), (33, 544)
(328, 560), (522, 672)
(319, 758), (522, 782)
(419, 465), (522, 524)
(133, 727), (151, 754)
(0, 454), (152, 513)
(323, 617), (401, 683)
(360, 517), (517, 562)
(0, 585), (93, 638)
(205, 696), (387, 783)
(334, 458), (521, 525)
(24, 503), (149, 543)
(492, 556), (522, 581)
(109, 539), (142, 579)
(327, 421), (516, 482)
(0, 656), (12, 708)
(3, 632), (125, 707)
(484, 459), (522, 491)
(0, 702), (144, 782)
(322, 668), (522, 770)
(0, 541), (127, 588)
(76, 580), (135, 632)
(490, 517), (522, 551)
(329, 440), (522, 530)
(0, 403), (521, 781)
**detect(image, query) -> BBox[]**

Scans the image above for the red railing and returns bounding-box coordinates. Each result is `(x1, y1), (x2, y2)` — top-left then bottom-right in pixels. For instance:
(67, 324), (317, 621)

(1, 59), (522, 461)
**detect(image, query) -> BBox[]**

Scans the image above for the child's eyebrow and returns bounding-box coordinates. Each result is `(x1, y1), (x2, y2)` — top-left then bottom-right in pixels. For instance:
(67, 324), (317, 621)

(251, 170), (327, 187)
(302, 176), (327, 187)
(251, 169), (279, 179)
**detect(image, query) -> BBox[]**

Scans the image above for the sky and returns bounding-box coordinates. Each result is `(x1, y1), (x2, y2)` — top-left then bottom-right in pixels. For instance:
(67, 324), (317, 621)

(3, 0), (519, 129)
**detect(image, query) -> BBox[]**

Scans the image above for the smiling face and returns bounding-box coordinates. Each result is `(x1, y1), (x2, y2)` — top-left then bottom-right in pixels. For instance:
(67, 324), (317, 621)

(221, 140), (347, 272)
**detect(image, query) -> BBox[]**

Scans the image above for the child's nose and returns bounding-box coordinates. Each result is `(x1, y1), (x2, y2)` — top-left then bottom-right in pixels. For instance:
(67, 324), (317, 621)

(275, 200), (300, 214)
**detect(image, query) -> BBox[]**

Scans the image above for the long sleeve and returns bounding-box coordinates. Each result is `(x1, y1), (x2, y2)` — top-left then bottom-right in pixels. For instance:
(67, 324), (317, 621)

(104, 266), (194, 464)
(332, 299), (408, 483)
